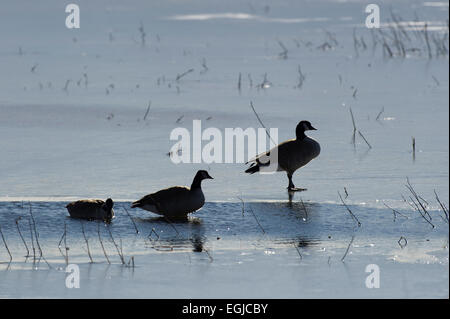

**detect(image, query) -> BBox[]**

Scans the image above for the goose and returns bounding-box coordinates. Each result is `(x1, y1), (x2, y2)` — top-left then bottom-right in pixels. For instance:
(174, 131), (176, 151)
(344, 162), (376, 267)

(66, 198), (114, 222)
(245, 120), (320, 191)
(131, 170), (213, 217)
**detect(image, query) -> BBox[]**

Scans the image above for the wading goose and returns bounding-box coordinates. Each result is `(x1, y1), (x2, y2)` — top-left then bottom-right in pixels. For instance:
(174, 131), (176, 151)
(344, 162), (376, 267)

(131, 170), (213, 217)
(245, 120), (320, 191)
(66, 198), (114, 222)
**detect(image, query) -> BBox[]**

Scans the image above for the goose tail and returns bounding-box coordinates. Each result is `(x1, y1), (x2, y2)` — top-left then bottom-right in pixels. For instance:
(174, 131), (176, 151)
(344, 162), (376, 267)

(131, 200), (142, 208)
(245, 164), (260, 174)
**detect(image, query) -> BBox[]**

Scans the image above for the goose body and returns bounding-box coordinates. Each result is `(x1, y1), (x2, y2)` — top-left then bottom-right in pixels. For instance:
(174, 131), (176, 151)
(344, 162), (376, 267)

(66, 198), (114, 222)
(245, 120), (320, 191)
(131, 170), (213, 217)
(274, 136), (320, 173)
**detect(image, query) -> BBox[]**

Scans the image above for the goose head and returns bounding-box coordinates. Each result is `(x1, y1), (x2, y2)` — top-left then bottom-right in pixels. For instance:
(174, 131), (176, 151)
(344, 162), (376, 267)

(296, 121), (317, 139)
(191, 170), (213, 189)
(103, 198), (114, 220)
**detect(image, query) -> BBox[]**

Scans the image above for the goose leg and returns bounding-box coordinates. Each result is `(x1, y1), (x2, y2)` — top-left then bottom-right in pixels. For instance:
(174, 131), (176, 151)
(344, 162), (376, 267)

(287, 173), (307, 192)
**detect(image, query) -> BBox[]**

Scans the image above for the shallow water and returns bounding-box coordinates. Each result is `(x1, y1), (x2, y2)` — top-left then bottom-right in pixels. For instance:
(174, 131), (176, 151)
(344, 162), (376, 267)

(0, 200), (448, 298)
(0, 0), (448, 298)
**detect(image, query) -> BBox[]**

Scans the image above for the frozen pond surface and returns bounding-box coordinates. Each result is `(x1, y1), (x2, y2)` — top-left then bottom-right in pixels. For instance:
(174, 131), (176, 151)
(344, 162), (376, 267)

(0, 0), (448, 298)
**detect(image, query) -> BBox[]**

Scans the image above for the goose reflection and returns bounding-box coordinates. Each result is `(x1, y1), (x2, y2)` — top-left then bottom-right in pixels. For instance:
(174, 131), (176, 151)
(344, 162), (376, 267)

(190, 233), (206, 252)
(293, 236), (315, 248)
(140, 215), (207, 252)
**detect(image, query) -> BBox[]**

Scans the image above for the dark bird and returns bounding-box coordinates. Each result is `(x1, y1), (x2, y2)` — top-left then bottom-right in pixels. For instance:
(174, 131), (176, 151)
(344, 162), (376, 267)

(245, 120), (320, 191)
(131, 170), (213, 217)
(66, 198), (114, 222)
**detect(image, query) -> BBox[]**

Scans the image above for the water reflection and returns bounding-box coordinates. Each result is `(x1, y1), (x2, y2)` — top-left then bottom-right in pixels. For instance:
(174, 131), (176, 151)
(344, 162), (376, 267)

(190, 233), (206, 252)
(139, 215), (208, 253)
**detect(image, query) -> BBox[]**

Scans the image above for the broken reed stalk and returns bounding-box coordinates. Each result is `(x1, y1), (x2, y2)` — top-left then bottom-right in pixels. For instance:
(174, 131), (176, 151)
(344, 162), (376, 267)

(15, 217), (30, 257)
(163, 216), (180, 236)
(277, 40), (288, 59)
(250, 101), (275, 145)
(353, 28), (360, 57)
(147, 227), (160, 243)
(28, 204), (42, 257)
(119, 238), (124, 260)
(248, 73), (253, 88)
(200, 58), (208, 74)
(300, 198), (308, 220)
(293, 243), (302, 260)
(80, 221), (93, 263)
(358, 130), (372, 149)
(405, 178), (433, 223)
(123, 207), (139, 234)
(64, 222), (69, 264)
(28, 218), (36, 260)
(58, 222), (66, 247)
(296, 65), (305, 89)
(375, 107), (384, 121)
(55, 221), (67, 266)
(237, 196), (245, 216)
(341, 235), (355, 262)
(390, 10), (410, 42)
(249, 206), (265, 234)
(383, 202), (408, 222)
(434, 190), (449, 222)
(175, 115), (184, 124)
(143, 101), (151, 121)
(349, 108), (356, 145)
(404, 178), (434, 228)
(383, 40), (394, 58)
(127, 256), (135, 268)
(139, 22), (146, 47)
(97, 222), (110, 264)
(412, 137), (416, 161)
(203, 247), (213, 262)
(175, 68), (194, 81)
(432, 75), (440, 86)
(410, 196), (434, 228)
(401, 194), (417, 211)
(423, 23), (432, 59)
(106, 224), (125, 264)
(237, 72), (242, 92)
(338, 192), (361, 227)
(28, 203), (51, 268)
(0, 224), (12, 263)
(258, 73), (271, 90)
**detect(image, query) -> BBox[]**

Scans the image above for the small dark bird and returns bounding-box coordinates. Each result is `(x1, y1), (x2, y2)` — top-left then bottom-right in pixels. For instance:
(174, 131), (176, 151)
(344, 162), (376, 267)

(245, 120), (320, 191)
(131, 170), (213, 217)
(66, 198), (115, 222)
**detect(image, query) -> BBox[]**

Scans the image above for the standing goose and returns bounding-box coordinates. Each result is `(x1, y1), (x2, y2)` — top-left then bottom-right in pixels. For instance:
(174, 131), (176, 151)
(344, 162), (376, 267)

(66, 198), (114, 222)
(245, 120), (320, 191)
(131, 170), (213, 217)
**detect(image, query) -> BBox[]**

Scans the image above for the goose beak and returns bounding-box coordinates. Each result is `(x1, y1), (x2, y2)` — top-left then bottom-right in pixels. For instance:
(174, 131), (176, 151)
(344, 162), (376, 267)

(206, 172), (214, 179)
(310, 126), (317, 130)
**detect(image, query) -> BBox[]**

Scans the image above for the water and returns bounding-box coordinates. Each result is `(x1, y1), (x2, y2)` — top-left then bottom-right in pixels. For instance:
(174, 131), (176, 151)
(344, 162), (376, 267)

(0, 0), (448, 298)
(0, 200), (448, 298)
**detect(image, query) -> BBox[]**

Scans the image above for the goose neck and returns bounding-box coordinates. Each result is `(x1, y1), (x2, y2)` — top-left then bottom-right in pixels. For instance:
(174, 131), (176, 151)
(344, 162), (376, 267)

(191, 176), (203, 189)
(296, 131), (307, 140)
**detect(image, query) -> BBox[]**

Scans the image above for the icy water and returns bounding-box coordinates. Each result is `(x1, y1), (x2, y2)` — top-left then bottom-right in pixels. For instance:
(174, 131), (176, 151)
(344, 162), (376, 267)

(0, 0), (449, 298)
(0, 200), (448, 298)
